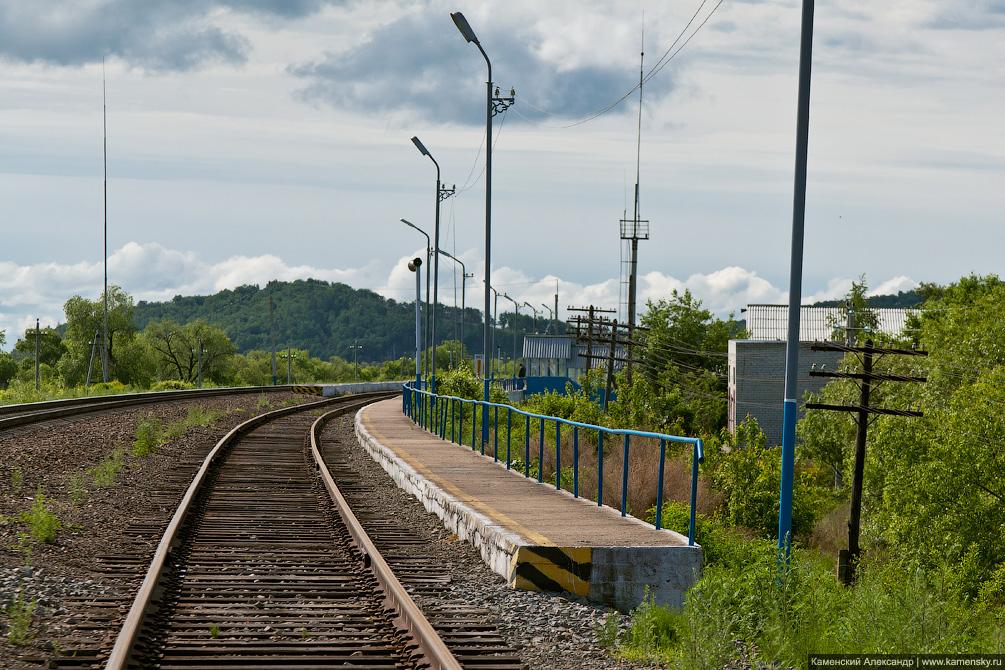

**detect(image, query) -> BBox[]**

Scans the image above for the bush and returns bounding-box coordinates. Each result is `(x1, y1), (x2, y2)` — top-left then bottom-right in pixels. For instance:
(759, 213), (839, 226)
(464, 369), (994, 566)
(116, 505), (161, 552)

(704, 418), (829, 539)
(151, 379), (193, 391)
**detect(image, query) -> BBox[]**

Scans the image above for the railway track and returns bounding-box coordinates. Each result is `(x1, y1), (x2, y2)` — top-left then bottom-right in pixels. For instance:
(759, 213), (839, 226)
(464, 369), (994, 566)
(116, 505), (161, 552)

(29, 391), (520, 670)
(0, 387), (288, 433)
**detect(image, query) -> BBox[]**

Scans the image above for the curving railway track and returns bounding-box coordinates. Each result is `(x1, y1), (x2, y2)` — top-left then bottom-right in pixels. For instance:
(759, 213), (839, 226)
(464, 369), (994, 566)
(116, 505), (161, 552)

(5, 390), (520, 670)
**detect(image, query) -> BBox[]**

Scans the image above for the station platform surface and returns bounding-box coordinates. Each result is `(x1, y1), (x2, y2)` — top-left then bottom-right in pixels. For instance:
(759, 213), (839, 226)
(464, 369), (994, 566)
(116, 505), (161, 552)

(354, 398), (702, 611)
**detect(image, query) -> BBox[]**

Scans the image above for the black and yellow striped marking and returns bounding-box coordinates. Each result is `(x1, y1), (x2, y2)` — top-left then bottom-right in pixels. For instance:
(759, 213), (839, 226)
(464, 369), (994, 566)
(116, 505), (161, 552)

(292, 385), (324, 396)
(510, 546), (592, 597)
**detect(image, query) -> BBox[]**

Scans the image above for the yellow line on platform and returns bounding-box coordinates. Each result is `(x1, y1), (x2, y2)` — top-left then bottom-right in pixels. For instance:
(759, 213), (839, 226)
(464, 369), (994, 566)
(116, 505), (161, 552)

(362, 414), (554, 547)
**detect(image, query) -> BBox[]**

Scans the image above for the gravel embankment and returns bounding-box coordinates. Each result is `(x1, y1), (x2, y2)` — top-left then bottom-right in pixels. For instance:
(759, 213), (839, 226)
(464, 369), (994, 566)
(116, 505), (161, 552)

(0, 394), (660, 669)
(320, 415), (659, 670)
(0, 391), (311, 669)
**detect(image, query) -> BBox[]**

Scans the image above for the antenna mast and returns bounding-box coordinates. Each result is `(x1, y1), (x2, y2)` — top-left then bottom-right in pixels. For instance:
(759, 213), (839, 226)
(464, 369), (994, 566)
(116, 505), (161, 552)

(102, 58), (109, 383)
(620, 22), (649, 382)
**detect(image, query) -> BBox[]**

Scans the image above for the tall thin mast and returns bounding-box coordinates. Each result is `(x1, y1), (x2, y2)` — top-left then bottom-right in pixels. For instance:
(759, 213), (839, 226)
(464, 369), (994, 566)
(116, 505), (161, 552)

(102, 58), (109, 383)
(625, 24), (646, 382)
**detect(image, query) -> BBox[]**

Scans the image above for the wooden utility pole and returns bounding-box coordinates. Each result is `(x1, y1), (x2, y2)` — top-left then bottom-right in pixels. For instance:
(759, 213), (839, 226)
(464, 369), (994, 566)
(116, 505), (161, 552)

(806, 339), (927, 584)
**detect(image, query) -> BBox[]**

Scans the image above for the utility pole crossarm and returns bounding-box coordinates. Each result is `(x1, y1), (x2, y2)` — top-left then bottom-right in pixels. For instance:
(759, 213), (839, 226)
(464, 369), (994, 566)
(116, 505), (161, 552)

(808, 370), (928, 383)
(804, 402), (924, 417)
(810, 342), (929, 357)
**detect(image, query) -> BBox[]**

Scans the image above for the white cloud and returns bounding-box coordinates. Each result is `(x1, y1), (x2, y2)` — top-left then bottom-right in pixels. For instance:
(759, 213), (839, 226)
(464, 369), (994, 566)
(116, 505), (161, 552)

(0, 240), (937, 351)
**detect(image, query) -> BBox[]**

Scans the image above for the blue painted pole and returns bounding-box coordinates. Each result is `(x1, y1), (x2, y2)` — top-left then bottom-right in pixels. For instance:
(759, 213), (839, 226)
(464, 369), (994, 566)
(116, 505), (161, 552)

(555, 420), (561, 490)
(656, 439), (666, 530)
(621, 434), (630, 517)
(573, 426), (579, 498)
(779, 0), (816, 565)
(690, 441), (701, 546)
(597, 431), (604, 507)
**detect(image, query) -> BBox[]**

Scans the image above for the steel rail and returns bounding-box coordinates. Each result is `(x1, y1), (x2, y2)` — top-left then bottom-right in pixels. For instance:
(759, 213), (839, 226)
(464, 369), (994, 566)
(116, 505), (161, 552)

(103, 391), (392, 669)
(0, 385), (291, 429)
(310, 408), (464, 670)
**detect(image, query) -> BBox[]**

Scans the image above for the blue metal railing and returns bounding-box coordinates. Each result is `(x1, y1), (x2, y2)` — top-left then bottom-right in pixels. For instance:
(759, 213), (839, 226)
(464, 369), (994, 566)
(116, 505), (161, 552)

(401, 382), (704, 546)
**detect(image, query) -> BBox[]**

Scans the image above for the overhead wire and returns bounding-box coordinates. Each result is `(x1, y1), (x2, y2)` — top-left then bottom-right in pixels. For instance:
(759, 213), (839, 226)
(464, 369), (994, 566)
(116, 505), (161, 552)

(512, 0), (726, 129)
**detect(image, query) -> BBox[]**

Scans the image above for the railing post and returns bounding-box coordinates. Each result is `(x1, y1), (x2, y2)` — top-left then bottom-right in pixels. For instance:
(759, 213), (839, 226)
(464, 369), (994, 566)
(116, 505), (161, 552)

(621, 434), (630, 517)
(597, 431), (604, 507)
(655, 439), (666, 530)
(493, 405), (499, 461)
(690, 440), (701, 546)
(555, 420), (561, 490)
(506, 408), (512, 469)
(524, 414), (531, 477)
(537, 417), (545, 483)
(573, 425), (579, 498)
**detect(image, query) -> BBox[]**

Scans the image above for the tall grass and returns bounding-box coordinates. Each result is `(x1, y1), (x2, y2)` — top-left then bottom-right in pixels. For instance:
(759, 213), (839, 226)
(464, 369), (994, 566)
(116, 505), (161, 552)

(612, 534), (1005, 667)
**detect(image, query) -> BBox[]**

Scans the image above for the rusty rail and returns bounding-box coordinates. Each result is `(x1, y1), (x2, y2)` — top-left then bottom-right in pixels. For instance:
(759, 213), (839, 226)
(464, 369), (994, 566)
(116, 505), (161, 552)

(310, 408), (463, 670)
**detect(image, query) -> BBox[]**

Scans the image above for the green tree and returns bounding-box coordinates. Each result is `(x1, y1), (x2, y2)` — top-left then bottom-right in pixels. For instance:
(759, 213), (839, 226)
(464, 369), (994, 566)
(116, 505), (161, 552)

(144, 319), (236, 384)
(59, 286), (138, 383)
(614, 290), (742, 435)
(826, 274), (880, 342)
(13, 327), (67, 368)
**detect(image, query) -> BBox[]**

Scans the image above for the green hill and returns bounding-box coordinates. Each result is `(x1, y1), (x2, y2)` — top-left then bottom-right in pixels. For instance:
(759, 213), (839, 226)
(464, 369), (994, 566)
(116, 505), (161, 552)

(133, 279), (552, 363)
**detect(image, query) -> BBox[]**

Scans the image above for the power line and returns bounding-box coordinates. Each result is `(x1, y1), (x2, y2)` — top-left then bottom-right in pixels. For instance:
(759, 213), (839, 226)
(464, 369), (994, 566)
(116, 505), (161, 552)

(513, 0), (726, 129)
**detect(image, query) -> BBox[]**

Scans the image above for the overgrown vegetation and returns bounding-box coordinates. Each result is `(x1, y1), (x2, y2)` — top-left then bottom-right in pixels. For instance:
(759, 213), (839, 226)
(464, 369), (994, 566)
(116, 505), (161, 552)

(600, 275), (1005, 665)
(18, 487), (62, 544)
(89, 444), (125, 487)
(5, 592), (37, 645)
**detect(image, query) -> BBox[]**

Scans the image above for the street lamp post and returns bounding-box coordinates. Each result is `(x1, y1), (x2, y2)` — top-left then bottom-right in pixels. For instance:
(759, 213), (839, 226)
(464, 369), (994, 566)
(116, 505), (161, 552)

(523, 302), (538, 334)
(408, 258), (423, 386)
(486, 285), (500, 379)
(502, 294), (519, 384)
(778, 0), (817, 566)
(410, 136), (454, 393)
(400, 218), (431, 379)
(541, 303), (554, 334)
(451, 11), (512, 442)
(437, 249), (472, 364)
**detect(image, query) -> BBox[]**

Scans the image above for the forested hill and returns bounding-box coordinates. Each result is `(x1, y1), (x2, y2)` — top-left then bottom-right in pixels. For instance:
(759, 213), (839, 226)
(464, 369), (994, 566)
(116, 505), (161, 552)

(132, 279), (491, 362)
(812, 288), (924, 308)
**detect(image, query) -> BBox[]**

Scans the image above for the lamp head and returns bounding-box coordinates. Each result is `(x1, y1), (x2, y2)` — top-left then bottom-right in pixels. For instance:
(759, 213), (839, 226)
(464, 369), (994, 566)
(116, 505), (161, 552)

(451, 11), (479, 43)
(410, 136), (429, 156)
(408, 257), (423, 272)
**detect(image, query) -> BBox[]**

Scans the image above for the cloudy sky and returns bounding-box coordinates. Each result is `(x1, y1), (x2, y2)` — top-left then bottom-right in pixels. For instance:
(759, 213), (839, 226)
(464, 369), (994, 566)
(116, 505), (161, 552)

(2, 0), (1002, 349)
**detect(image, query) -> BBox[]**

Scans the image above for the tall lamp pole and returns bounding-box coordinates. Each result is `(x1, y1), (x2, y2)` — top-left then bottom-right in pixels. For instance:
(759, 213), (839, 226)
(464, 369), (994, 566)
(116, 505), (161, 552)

(411, 137), (454, 392)
(523, 302), (538, 334)
(778, 0), (816, 565)
(400, 218), (431, 381)
(408, 258), (423, 386)
(438, 249), (471, 364)
(452, 11), (512, 438)
(541, 304), (554, 334)
(501, 293), (519, 382)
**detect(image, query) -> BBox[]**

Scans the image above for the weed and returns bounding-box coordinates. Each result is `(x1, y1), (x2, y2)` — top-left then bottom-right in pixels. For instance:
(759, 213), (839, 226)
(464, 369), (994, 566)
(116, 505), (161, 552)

(18, 486), (62, 544)
(133, 414), (162, 456)
(69, 472), (87, 506)
(282, 398), (299, 406)
(10, 466), (24, 494)
(209, 625), (220, 638)
(301, 627), (309, 639)
(257, 393), (272, 409)
(5, 592), (37, 645)
(596, 611), (620, 648)
(90, 444), (124, 487)
(186, 405), (221, 427)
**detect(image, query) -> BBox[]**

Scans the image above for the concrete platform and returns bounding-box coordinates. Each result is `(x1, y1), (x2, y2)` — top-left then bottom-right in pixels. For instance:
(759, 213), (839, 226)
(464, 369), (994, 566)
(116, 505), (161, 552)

(354, 398), (702, 611)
